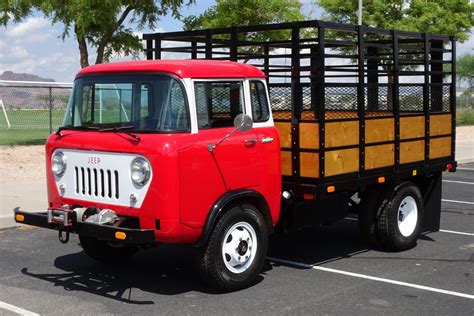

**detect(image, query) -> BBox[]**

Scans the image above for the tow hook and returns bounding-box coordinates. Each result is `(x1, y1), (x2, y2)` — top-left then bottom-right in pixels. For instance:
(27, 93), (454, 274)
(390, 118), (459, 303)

(58, 228), (70, 244)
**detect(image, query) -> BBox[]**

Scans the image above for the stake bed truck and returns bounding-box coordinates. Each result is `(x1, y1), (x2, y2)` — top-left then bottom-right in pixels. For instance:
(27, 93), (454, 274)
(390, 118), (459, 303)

(14, 20), (456, 291)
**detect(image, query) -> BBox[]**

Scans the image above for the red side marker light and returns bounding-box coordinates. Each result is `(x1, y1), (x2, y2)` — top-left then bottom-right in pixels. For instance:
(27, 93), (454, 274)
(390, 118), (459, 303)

(303, 193), (315, 200)
(446, 163), (453, 170)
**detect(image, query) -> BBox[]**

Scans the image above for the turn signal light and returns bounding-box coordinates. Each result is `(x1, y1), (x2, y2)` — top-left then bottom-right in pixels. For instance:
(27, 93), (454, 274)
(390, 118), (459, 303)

(115, 231), (126, 240)
(378, 177), (385, 183)
(327, 186), (335, 193)
(15, 214), (24, 222)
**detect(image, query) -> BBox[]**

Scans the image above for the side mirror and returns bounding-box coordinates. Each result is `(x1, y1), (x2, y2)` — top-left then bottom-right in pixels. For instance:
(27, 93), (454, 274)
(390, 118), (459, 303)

(208, 113), (253, 152)
(233, 114), (253, 132)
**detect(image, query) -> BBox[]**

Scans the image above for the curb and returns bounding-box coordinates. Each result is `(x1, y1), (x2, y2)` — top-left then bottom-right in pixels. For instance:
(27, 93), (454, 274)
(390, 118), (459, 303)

(0, 217), (20, 231)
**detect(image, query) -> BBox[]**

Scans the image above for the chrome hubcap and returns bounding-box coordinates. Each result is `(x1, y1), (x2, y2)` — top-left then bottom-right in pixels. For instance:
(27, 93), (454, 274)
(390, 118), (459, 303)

(222, 222), (257, 274)
(397, 196), (418, 237)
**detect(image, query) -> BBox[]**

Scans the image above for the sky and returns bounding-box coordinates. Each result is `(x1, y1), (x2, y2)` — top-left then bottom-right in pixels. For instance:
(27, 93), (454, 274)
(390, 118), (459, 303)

(0, 0), (472, 82)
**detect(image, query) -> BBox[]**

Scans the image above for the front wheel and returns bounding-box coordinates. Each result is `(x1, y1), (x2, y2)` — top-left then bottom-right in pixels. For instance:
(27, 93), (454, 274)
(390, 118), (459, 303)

(197, 204), (268, 292)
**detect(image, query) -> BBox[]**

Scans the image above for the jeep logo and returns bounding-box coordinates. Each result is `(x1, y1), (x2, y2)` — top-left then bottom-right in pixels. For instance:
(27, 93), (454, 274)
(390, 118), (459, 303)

(87, 156), (102, 164)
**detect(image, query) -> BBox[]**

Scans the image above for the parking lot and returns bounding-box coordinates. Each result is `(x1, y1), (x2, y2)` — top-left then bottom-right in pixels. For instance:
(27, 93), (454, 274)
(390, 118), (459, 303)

(0, 164), (472, 315)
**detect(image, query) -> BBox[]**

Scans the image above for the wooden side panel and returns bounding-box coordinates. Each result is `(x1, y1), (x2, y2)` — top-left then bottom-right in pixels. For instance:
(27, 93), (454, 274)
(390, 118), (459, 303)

(365, 118), (394, 143)
(299, 123), (319, 149)
(365, 144), (395, 169)
(300, 152), (319, 178)
(430, 114), (452, 136)
(275, 122), (291, 148)
(400, 140), (424, 164)
(281, 151), (292, 176)
(325, 121), (359, 148)
(400, 116), (424, 139)
(430, 137), (451, 159)
(325, 148), (359, 176)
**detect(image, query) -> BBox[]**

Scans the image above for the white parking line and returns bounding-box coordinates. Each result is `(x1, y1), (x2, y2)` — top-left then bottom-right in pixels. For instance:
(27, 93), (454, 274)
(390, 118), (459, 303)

(0, 301), (39, 316)
(442, 199), (474, 205)
(268, 257), (474, 300)
(457, 168), (474, 171)
(443, 180), (474, 185)
(439, 229), (474, 236)
(344, 217), (473, 236)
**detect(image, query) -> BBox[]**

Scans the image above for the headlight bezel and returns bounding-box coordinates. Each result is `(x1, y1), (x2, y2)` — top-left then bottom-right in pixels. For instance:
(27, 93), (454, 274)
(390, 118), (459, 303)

(52, 151), (67, 177)
(130, 157), (151, 186)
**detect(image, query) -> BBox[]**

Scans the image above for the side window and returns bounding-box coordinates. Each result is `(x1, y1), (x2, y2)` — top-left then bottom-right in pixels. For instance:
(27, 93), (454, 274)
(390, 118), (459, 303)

(163, 80), (189, 131)
(194, 81), (244, 129)
(250, 81), (270, 122)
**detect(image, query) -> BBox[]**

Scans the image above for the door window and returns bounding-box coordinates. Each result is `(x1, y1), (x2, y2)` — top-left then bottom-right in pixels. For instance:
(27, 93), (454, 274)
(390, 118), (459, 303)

(194, 81), (244, 129)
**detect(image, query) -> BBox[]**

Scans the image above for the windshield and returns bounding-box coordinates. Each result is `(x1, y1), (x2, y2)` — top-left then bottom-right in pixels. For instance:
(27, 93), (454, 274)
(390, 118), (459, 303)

(62, 74), (189, 132)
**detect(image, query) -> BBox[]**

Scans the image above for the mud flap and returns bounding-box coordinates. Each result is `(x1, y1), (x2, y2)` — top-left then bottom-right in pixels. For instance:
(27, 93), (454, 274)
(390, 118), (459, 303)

(421, 171), (442, 233)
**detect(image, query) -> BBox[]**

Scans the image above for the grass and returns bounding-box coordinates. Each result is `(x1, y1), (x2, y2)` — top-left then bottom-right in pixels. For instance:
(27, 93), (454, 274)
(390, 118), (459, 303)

(0, 109), (64, 146)
(456, 108), (474, 126)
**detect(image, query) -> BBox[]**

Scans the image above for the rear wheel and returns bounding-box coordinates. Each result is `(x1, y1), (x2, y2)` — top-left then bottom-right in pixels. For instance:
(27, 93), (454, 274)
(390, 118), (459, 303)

(79, 236), (139, 263)
(376, 182), (424, 251)
(197, 204), (268, 292)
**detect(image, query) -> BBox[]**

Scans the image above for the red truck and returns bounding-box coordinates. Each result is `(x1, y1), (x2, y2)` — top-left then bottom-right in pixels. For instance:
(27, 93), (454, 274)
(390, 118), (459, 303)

(14, 20), (456, 291)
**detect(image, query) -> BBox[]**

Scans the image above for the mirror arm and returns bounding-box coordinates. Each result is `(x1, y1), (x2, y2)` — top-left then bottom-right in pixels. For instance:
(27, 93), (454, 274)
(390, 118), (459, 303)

(208, 128), (239, 152)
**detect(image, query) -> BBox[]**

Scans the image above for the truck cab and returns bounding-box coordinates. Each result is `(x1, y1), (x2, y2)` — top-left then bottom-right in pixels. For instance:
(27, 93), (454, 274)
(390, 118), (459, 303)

(16, 60), (281, 291)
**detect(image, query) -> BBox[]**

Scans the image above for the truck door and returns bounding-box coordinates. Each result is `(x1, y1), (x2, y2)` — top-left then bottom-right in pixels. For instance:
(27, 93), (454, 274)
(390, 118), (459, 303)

(179, 80), (260, 228)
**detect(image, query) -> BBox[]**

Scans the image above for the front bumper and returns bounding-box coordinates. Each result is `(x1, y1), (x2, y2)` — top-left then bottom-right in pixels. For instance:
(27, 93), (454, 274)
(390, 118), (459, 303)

(13, 207), (155, 245)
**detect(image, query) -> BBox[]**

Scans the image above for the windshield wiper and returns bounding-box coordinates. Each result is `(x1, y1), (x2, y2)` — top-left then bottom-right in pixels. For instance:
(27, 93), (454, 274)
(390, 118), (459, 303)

(98, 125), (141, 140)
(56, 125), (99, 136)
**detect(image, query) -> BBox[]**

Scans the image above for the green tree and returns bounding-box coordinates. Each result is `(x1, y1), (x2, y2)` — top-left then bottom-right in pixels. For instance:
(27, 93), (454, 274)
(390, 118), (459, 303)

(183, 0), (304, 60)
(1, 1), (191, 68)
(316, 0), (473, 41)
(457, 54), (474, 82)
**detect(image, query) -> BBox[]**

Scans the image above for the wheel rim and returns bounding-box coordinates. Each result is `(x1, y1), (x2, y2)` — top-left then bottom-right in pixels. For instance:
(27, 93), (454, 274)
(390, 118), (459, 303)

(397, 196), (418, 237)
(221, 222), (258, 274)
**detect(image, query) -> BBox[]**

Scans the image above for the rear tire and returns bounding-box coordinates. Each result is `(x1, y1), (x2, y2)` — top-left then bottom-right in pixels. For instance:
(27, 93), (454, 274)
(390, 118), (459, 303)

(376, 182), (424, 251)
(197, 204), (268, 292)
(79, 236), (139, 263)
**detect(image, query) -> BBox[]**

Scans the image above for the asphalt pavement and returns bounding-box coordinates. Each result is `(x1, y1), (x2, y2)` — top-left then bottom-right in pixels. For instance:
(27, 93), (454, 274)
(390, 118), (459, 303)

(0, 164), (473, 315)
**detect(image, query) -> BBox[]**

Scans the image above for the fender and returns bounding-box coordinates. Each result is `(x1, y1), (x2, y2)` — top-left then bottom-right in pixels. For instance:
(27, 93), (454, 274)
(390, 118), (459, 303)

(194, 189), (273, 247)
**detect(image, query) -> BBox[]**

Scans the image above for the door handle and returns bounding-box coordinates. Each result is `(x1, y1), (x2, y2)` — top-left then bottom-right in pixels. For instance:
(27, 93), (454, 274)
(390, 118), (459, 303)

(244, 138), (258, 146)
(261, 136), (274, 144)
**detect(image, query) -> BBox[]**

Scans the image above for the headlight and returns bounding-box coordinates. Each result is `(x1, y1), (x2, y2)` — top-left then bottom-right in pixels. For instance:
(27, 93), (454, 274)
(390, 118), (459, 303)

(131, 158), (151, 186)
(52, 151), (66, 176)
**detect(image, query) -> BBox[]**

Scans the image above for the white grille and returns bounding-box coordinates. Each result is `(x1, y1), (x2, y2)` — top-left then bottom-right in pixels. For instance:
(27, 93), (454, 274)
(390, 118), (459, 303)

(53, 149), (152, 208)
(74, 167), (120, 199)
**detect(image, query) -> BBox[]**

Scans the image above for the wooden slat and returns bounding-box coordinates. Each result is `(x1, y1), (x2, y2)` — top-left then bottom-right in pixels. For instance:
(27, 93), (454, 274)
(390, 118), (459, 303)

(365, 118), (394, 143)
(300, 152), (319, 178)
(299, 122), (319, 149)
(365, 144), (395, 169)
(400, 140), (424, 164)
(430, 114), (452, 136)
(325, 121), (359, 148)
(275, 122), (291, 148)
(325, 148), (359, 176)
(281, 151), (292, 176)
(430, 137), (451, 159)
(400, 116), (425, 139)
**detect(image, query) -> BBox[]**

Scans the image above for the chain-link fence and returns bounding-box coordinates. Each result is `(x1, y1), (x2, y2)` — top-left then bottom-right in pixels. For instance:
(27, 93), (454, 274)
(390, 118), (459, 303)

(0, 80), (72, 145)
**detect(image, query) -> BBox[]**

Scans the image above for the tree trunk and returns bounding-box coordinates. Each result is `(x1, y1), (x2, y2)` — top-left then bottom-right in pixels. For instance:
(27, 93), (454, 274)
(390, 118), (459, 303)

(95, 43), (106, 64)
(75, 25), (89, 68)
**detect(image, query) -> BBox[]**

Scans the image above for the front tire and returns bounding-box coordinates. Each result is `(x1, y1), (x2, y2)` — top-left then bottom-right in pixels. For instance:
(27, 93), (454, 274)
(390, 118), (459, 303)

(79, 236), (139, 263)
(376, 182), (424, 251)
(197, 204), (268, 292)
